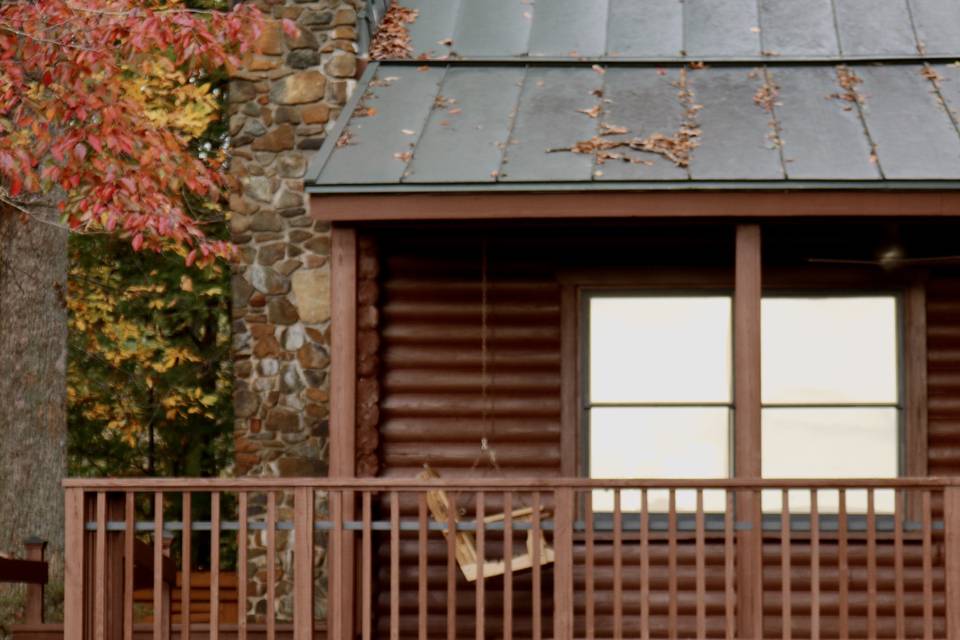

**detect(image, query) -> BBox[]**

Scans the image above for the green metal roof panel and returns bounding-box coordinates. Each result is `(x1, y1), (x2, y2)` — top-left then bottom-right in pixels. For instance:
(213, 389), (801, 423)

(499, 67), (602, 182)
(909, 0), (960, 55)
(311, 65), (444, 185)
(683, 0), (761, 58)
(687, 67), (784, 180)
(403, 66), (525, 183)
(595, 67), (689, 181)
(758, 0), (840, 57)
(528, 0), (608, 58)
(606, 0), (683, 58)
(308, 61), (960, 190)
(856, 64), (960, 179)
(403, 0), (458, 59)
(452, 0), (532, 57)
(774, 66), (881, 180)
(834, 0), (919, 56)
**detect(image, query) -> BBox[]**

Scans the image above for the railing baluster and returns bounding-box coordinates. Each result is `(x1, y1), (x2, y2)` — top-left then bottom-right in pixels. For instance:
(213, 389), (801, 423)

(390, 491), (400, 640)
(532, 491), (543, 640)
(944, 486), (960, 640)
(476, 491), (485, 640)
(810, 490), (820, 640)
(668, 489), (677, 640)
(866, 488), (877, 640)
(238, 492), (248, 640)
(923, 490), (934, 640)
(724, 490), (734, 640)
(95, 492), (106, 640)
(266, 491), (275, 640)
(419, 492), (428, 640)
(838, 489), (848, 640)
(895, 489), (905, 640)
(641, 489), (650, 640)
(585, 491), (595, 640)
(154, 492), (165, 640)
(181, 493), (191, 640)
(362, 491), (373, 640)
(695, 490), (706, 640)
(553, 488), (574, 640)
(613, 489), (622, 640)
(503, 492), (514, 640)
(294, 487), (314, 640)
(124, 492), (134, 640)
(781, 489), (791, 640)
(447, 491), (457, 640)
(210, 492), (220, 640)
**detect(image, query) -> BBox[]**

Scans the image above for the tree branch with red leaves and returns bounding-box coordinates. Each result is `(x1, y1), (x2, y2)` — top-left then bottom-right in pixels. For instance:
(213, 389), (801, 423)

(0, 0), (276, 265)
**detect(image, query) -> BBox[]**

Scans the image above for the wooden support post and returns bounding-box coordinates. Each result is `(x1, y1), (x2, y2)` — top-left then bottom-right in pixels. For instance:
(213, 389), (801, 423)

(945, 487), (960, 639)
(23, 537), (46, 624)
(64, 488), (85, 640)
(329, 226), (357, 640)
(734, 224), (763, 640)
(552, 489), (574, 640)
(294, 487), (315, 640)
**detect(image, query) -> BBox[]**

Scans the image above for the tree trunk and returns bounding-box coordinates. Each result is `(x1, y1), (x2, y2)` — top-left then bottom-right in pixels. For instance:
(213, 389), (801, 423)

(0, 201), (68, 596)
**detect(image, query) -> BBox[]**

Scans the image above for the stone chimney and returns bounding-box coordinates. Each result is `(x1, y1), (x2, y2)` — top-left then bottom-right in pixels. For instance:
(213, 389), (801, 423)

(227, 0), (362, 619)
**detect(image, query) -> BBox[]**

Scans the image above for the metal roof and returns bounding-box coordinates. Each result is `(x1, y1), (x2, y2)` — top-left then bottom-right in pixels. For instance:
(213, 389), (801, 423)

(359, 0), (960, 61)
(308, 1), (960, 193)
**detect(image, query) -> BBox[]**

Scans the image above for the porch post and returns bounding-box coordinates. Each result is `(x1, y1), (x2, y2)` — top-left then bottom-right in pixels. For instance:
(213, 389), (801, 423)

(64, 488), (85, 640)
(734, 224), (763, 639)
(330, 225), (357, 640)
(944, 486), (960, 639)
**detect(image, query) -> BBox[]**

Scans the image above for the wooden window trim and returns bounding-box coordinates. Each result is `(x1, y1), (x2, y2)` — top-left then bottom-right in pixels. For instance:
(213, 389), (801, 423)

(559, 241), (929, 482)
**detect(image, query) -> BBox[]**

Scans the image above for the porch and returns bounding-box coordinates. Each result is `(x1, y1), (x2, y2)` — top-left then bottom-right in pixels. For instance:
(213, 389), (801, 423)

(44, 476), (960, 640)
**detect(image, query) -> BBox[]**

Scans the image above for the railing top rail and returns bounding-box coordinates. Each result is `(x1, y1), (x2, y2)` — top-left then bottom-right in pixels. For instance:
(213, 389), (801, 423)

(62, 476), (960, 491)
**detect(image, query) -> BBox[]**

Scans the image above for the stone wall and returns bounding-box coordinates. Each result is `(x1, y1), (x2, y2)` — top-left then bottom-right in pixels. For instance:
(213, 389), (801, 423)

(228, 0), (361, 621)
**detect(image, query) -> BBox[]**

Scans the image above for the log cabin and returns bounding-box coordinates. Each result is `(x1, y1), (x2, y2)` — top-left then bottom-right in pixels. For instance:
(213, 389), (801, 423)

(51, 0), (960, 639)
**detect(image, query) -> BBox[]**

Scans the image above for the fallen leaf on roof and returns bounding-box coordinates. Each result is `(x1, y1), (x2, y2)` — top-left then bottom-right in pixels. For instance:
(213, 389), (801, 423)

(523, 11), (532, 19)
(370, 2), (419, 60)
(448, 107), (462, 115)
(592, 64), (606, 75)
(393, 151), (413, 161)
(438, 38), (454, 47)
(401, 129), (416, 135)
(831, 65), (865, 105)
(578, 105), (602, 118)
(921, 64), (943, 88)
(336, 132), (354, 147)
(750, 26), (761, 33)
(355, 106), (378, 117)
(599, 122), (629, 135)
(439, 119), (451, 126)
(417, 65), (430, 72)
(689, 61), (707, 70)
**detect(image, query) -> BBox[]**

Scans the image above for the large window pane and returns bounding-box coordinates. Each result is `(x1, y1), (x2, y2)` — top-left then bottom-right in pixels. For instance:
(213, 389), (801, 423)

(590, 407), (731, 511)
(589, 296), (732, 403)
(762, 408), (898, 512)
(761, 297), (898, 404)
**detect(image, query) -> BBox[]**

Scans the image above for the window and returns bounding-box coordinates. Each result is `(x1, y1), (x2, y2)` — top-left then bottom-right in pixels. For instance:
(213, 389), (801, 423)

(761, 296), (900, 511)
(586, 295), (732, 510)
(584, 292), (901, 513)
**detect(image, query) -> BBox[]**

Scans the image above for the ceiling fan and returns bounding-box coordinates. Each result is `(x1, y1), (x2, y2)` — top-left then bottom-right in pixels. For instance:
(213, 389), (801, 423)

(809, 246), (960, 270)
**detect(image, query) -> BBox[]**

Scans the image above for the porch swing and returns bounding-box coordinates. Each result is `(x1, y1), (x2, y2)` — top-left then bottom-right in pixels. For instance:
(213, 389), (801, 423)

(418, 239), (555, 582)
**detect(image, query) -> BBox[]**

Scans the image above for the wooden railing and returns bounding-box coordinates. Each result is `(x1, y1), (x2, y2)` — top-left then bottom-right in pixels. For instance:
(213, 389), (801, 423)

(61, 477), (960, 640)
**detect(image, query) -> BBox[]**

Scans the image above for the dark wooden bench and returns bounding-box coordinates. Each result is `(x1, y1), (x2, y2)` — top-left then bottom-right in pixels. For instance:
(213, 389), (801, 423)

(0, 538), (48, 624)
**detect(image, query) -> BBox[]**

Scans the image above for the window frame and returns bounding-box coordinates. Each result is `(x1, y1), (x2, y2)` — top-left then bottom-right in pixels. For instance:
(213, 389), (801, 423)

(579, 288), (736, 481)
(572, 281), (915, 484)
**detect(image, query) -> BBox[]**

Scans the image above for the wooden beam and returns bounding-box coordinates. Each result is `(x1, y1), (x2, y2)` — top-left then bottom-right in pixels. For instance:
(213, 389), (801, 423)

(559, 285), (578, 477)
(312, 190), (960, 222)
(905, 277), (928, 478)
(734, 224), (763, 640)
(329, 226), (357, 640)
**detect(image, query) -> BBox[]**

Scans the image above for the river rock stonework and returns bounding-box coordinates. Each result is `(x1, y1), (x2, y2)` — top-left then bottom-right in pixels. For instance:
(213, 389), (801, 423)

(228, 0), (361, 622)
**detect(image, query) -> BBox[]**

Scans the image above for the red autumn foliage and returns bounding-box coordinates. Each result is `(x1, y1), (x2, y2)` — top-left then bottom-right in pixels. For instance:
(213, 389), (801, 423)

(0, 0), (267, 263)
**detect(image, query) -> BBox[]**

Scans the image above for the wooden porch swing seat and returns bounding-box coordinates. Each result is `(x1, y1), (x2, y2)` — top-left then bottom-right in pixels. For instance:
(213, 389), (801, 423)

(418, 467), (555, 582)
